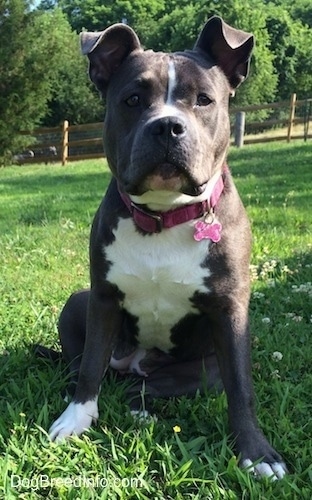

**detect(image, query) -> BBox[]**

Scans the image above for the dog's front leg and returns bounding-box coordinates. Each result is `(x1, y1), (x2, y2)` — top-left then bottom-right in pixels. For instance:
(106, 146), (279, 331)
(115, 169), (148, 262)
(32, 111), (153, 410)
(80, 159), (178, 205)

(212, 299), (287, 480)
(49, 288), (121, 441)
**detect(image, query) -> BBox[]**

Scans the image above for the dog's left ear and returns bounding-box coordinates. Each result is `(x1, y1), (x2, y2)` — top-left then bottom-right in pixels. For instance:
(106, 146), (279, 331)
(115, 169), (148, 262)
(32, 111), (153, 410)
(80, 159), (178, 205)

(80, 24), (142, 95)
(194, 16), (254, 89)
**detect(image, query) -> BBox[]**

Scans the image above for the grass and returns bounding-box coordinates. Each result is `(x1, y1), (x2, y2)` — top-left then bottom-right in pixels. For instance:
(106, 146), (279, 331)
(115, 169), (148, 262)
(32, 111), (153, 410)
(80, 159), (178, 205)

(0, 142), (311, 499)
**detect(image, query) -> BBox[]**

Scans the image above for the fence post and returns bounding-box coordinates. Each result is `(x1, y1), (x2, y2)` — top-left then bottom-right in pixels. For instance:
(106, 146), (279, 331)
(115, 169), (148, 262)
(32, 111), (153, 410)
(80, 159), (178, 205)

(287, 93), (296, 143)
(61, 120), (69, 165)
(234, 111), (245, 147)
(303, 99), (311, 142)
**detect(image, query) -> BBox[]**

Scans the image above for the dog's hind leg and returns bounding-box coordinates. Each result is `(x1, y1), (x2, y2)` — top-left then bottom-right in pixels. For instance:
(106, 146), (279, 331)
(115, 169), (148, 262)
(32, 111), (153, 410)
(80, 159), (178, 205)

(126, 353), (223, 414)
(33, 344), (62, 362)
(34, 289), (90, 398)
(57, 289), (90, 396)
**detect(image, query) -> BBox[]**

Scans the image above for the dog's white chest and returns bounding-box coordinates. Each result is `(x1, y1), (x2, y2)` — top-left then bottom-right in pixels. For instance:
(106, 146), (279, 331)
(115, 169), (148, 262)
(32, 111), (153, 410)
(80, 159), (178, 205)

(105, 218), (211, 351)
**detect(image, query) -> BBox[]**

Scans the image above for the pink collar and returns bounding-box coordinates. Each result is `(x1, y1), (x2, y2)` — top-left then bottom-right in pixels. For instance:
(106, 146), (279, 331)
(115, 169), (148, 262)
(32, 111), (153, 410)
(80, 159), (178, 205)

(118, 171), (225, 234)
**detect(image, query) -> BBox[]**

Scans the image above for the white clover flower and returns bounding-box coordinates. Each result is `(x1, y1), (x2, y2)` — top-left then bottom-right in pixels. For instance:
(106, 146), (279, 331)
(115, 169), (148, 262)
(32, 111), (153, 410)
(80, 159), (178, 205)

(267, 279), (276, 288)
(271, 369), (281, 379)
(292, 282), (312, 295)
(292, 315), (303, 322)
(262, 317), (271, 324)
(249, 264), (258, 281)
(281, 265), (291, 274)
(272, 351), (283, 361)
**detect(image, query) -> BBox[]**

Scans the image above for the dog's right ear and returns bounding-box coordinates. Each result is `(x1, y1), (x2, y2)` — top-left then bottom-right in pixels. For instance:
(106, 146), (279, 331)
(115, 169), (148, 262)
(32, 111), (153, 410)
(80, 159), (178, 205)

(80, 24), (141, 94)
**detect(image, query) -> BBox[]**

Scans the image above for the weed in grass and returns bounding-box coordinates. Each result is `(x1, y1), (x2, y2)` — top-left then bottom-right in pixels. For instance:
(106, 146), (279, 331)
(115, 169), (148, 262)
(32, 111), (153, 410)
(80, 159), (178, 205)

(0, 143), (311, 498)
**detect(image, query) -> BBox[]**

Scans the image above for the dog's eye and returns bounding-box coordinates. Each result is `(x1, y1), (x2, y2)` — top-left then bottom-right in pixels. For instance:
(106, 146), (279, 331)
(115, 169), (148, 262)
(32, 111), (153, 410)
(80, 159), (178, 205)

(196, 94), (212, 107)
(125, 95), (140, 107)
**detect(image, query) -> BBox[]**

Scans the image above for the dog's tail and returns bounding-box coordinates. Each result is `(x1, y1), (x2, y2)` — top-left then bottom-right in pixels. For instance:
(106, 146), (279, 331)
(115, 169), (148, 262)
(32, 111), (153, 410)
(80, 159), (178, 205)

(33, 344), (62, 362)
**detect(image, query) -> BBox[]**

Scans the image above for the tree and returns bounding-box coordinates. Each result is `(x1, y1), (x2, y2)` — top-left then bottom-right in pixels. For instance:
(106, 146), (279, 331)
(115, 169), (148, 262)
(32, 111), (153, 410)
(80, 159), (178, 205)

(41, 26), (103, 127)
(0, 3), (66, 160)
(265, 4), (312, 100)
(0, 1), (102, 163)
(265, 0), (312, 28)
(292, 1), (312, 28)
(38, 0), (165, 32)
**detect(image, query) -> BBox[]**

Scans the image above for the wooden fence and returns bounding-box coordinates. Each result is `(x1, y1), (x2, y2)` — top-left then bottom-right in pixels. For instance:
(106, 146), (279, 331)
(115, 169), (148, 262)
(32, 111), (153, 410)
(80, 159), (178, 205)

(17, 121), (104, 165)
(230, 93), (312, 146)
(16, 93), (312, 165)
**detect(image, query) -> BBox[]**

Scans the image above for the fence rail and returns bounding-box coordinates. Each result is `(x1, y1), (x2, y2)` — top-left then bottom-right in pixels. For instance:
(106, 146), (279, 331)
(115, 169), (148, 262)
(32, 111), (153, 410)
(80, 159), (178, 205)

(15, 93), (312, 165)
(230, 93), (312, 145)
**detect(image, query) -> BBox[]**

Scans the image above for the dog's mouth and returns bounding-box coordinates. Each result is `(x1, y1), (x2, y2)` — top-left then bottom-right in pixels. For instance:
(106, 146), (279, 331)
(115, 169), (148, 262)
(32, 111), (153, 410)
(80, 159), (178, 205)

(132, 163), (207, 196)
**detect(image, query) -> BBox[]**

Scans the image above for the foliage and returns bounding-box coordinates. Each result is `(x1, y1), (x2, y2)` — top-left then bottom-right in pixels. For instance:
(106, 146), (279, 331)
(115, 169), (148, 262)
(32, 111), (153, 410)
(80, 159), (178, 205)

(0, 0), (102, 163)
(265, 5), (312, 100)
(270, 0), (312, 28)
(0, 143), (311, 497)
(43, 31), (103, 127)
(0, 1), (56, 161)
(65, 0), (165, 33)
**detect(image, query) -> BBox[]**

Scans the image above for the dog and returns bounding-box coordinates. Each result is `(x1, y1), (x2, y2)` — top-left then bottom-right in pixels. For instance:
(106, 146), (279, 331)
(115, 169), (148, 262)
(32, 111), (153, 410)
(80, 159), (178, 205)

(38, 16), (287, 480)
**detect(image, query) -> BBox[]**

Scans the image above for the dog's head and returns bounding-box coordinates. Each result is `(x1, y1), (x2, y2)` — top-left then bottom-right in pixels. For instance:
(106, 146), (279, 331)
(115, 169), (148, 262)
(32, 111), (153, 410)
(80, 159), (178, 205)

(81, 17), (253, 203)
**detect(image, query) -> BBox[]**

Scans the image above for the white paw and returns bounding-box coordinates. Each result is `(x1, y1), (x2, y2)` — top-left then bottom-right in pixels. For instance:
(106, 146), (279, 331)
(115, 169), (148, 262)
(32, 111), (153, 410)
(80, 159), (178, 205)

(241, 458), (287, 481)
(49, 399), (99, 442)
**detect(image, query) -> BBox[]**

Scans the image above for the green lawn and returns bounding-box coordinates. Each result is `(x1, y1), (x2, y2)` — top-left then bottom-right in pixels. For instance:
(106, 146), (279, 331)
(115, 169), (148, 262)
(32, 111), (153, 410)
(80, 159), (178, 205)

(0, 142), (311, 499)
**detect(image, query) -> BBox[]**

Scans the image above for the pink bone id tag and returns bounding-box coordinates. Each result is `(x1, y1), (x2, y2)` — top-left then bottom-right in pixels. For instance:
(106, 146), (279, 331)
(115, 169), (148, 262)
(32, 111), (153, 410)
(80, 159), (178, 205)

(194, 221), (222, 243)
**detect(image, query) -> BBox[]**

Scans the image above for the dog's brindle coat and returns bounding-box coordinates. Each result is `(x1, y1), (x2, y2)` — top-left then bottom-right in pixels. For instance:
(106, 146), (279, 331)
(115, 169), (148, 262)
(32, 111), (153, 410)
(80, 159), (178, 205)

(44, 17), (286, 479)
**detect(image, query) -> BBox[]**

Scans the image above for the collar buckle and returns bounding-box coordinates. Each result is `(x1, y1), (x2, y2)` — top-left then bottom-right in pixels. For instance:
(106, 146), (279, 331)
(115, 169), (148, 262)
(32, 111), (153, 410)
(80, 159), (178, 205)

(131, 202), (163, 233)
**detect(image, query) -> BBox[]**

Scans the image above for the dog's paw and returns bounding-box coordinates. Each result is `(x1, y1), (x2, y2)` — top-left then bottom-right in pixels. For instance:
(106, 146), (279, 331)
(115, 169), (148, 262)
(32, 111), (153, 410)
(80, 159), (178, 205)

(49, 400), (99, 442)
(241, 458), (287, 481)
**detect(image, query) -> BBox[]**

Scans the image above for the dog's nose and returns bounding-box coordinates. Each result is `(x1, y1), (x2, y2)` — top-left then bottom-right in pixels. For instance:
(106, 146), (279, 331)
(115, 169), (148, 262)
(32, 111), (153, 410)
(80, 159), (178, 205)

(150, 116), (186, 138)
